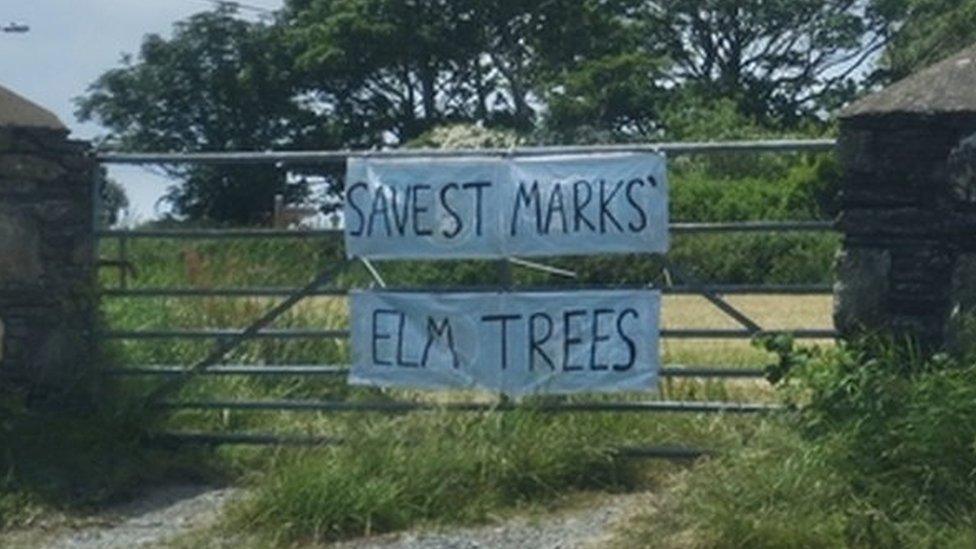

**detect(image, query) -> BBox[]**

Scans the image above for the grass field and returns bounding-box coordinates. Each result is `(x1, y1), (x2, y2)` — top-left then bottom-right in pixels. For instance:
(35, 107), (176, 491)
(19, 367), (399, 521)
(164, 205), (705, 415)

(661, 294), (833, 366)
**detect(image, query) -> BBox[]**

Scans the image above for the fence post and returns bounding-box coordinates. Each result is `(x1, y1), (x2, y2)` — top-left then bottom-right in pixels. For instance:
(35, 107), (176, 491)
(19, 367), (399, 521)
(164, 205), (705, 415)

(834, 44), (976, 350)
(0, 85), (97, 403)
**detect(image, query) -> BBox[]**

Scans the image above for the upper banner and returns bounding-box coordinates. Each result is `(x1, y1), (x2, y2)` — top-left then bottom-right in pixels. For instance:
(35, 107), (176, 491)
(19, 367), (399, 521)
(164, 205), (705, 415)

(344, 153), (668, 259)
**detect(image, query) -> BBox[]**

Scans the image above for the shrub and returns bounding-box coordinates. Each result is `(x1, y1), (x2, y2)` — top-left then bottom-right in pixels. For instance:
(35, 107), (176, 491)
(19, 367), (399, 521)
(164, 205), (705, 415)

(0, 363), (214, 530)
(635, 337), (976, 548)
(772, 338), (976, 519)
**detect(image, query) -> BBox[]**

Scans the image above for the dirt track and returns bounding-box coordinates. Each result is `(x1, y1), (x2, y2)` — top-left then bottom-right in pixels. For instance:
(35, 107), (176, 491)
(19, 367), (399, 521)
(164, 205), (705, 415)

(4, 486), (644, 549)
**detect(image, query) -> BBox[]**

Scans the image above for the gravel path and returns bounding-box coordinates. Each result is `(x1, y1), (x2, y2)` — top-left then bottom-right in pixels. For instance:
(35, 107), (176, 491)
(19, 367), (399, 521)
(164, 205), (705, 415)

(32, 484), (238, 549)
(334, 492), (646, 549)
(4, 487), (643, 549)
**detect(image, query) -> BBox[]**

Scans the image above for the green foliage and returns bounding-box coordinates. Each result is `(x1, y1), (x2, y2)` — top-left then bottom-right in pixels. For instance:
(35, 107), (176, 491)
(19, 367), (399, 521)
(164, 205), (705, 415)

(98, 171), (129, 228)
(878, 0), (976, 80)
(540, 1), (887, 139)
(285, 0), (635, 140)
(76, 7), (318, 223)
(670, 234), (838, 285)
(772, 338), (976, 516)
(226, 411), (636, 543)
(565, 155), (841, 287)
(655, 422), (851, 548)
(639, 337), (976, 547)
(0, 373), (213, 530)
(544, 52), (666, 141)
(222, 408), (753, 545)
(660, 96), (772, 143)
(671, 157), (840, 222)
(77, 0), (883, 227)
(636, 1), (890, 128)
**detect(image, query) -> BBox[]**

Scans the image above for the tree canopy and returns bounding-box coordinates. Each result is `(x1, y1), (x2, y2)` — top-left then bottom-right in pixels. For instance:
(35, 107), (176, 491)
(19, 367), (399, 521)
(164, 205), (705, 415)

(77, 0), (964, 222)
(877, 0), (976, 79)
(77, 7), (318, 222)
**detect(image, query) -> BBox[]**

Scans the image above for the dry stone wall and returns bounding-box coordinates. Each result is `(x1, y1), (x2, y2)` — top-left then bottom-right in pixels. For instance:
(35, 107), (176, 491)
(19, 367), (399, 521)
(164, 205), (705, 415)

(0, 125), (96, 396)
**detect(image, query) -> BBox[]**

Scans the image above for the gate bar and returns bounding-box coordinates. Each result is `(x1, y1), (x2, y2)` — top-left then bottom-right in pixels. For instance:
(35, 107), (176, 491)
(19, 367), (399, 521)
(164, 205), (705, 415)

(160, 399), (782, 413)
(99, 283), (833, 298)
(96, 139), (835, 165)
(150, 431), (710, 460)
(100, 328), (837, 339)
(94, 221), (833, 240)
(145, 259), (353, 402)
(105, 364), (768, 379)
(663, 260), (762, 334)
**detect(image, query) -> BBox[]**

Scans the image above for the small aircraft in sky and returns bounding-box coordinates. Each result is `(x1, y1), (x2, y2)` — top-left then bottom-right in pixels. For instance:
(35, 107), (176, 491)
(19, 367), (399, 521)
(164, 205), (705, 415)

(2, 22), (29, 34)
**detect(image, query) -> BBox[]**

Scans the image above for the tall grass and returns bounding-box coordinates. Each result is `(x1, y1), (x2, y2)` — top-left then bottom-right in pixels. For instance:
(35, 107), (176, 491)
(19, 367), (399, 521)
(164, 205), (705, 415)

(229, 412), (634, 542)
(223, 410), (756, 544)
(613, 337), (976, 548)
(0, 369), (217, 530)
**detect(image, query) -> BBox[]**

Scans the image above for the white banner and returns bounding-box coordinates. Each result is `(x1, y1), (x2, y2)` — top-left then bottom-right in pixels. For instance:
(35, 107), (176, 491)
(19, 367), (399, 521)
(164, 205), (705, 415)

(349, 289), (660, 397)
(344, 153), (668, 259)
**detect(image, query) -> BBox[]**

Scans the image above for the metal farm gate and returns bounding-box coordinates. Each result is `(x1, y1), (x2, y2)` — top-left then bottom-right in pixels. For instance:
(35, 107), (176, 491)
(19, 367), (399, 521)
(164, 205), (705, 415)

(94, 139), (837, 458)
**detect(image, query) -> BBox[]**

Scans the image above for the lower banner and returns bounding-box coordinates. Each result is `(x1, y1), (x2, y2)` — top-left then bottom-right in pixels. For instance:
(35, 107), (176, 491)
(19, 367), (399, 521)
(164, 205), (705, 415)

(349, 289), (660, 397)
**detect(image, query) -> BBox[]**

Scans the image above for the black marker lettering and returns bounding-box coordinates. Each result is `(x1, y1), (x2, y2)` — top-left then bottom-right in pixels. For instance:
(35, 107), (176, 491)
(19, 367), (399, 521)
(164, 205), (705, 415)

(598, 179), (624, 233)
(590, 308), (613, 370)
(512, 181), (542, 236)
(463, 181), (491, 236)
(562, 309), (586, 371)
(367, 189), (392, 237)
(573, 179), (595, 232)
(412, 184), (433, 236)
(614, 308), (639, 371)
(346, 182), (368, 236)
(626, 178), (647, 232)
(528, 312), (555, 371)
(544, 182), (568, 235)
(396, 311), (419, 367)
(440, 183), (463, 238)
(482, 314), (522, 370)
(421, 317), (459, 369)
(371, 309), (397, 366)
(390, 186), (411, 236)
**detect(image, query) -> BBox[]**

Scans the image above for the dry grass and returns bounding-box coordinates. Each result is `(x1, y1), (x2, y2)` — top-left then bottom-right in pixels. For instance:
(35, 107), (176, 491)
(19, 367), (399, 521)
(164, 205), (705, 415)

(661, 295), (832, 367)
(661, 295), (831, 330)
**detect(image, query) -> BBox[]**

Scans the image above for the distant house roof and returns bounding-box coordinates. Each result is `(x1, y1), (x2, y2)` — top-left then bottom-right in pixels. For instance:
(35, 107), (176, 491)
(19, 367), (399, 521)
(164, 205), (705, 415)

(0, 84), (65, 130)
(842, 44), (976, 118)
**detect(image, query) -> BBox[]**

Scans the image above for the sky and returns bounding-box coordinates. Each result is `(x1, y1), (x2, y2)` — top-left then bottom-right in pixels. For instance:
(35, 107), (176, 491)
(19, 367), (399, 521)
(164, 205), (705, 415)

(0, 0), (284, 222)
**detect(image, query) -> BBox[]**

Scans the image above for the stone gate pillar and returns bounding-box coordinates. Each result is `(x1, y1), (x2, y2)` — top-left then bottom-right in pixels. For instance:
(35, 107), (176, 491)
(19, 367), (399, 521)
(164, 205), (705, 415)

(0, 85), (96, 398)
(835, 45), (976, 350)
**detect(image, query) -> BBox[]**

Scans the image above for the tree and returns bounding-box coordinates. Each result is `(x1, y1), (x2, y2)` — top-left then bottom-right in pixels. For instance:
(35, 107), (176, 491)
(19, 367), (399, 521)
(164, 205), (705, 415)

(541, 1), (894, 139)
(97, 173), (130, 227)
(875, 0), (976, 79)
(76, 6), (324, 223)
(645, 1), (892, 127)
(283, 0), (479, 144)
(283, 0), (638, 143)
(542, 53), (667, 142)
(79, 0), (899, 224)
